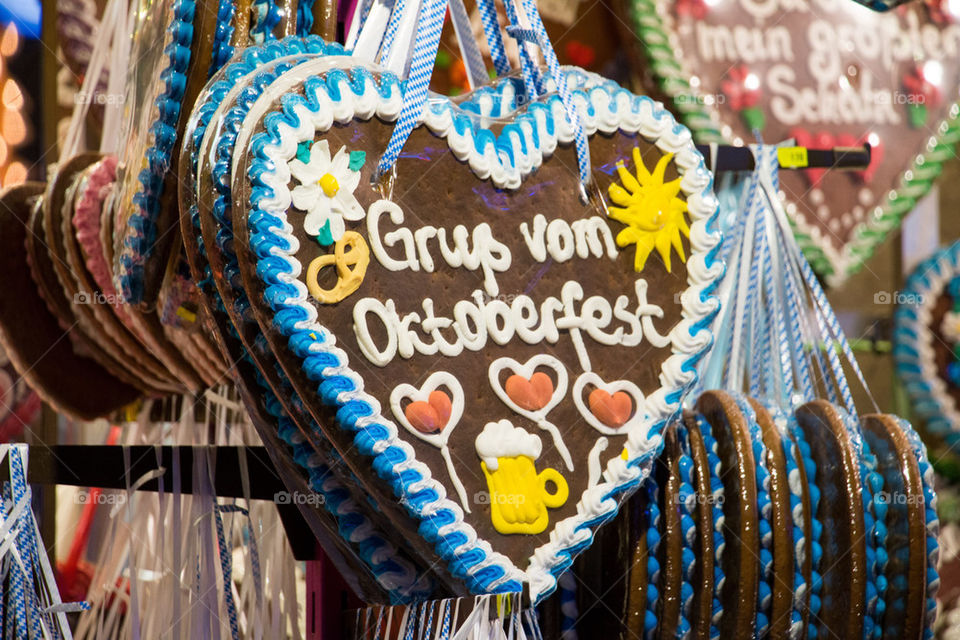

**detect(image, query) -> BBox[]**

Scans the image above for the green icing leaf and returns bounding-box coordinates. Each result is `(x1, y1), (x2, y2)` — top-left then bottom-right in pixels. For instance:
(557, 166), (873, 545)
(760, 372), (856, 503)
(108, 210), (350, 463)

(348, 150), (366, 172)
(316, 220), (334, 246)
(296, 140), (312, 163)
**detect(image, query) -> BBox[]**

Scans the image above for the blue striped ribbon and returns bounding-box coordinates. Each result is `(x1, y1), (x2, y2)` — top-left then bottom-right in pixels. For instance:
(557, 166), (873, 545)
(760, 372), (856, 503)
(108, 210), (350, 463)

(378, 0), (408, 67)
(476, 0), (509, 75)
(518, 0), (590, 188)
(376, 0), (449, 179)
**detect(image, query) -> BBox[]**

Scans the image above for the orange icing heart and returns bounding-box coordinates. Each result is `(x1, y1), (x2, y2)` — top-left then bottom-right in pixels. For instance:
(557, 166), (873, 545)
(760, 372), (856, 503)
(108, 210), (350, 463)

(588, 388), (633, 428)
(405, 390), (453, 433)
(428, 390), (452, 427)
(505, 371), (554, 411)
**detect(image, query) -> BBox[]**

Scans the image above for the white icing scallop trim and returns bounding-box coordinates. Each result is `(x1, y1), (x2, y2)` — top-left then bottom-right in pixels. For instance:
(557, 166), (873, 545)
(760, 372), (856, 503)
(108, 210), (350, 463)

(240, 63), (723, 601)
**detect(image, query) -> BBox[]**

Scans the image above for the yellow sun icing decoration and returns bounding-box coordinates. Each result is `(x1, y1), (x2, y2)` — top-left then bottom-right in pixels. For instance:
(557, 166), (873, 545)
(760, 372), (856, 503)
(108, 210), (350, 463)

(607, 149), (690, 273)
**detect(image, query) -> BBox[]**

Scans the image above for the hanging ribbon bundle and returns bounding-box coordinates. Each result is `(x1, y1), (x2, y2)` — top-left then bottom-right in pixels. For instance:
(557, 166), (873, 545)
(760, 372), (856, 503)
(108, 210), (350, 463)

(0, 445), (88, 640)
(67, 395), (303, 640)
(571, 145), (939, 638)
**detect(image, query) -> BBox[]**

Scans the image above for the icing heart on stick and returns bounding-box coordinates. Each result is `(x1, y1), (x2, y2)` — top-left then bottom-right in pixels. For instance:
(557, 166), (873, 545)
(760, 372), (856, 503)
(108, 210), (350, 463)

(572, 372), (646, 436)
(488, 355), (574, 471)
(390, 372), (471, 512)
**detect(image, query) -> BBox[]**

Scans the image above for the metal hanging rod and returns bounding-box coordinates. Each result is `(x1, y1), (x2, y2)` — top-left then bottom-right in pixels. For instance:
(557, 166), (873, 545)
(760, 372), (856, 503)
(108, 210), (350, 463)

(697, 143), (872, 172)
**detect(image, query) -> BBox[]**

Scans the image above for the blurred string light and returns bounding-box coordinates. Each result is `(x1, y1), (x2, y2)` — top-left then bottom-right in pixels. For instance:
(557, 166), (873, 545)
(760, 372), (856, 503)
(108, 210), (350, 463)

(923, 60), (944, 86)
(0, 20), (27, 188)
(0, 0), (39, 39)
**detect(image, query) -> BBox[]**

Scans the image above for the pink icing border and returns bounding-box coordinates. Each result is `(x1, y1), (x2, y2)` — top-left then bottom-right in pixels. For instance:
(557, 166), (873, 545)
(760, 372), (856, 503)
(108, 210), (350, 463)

(73, 155), (118, 298)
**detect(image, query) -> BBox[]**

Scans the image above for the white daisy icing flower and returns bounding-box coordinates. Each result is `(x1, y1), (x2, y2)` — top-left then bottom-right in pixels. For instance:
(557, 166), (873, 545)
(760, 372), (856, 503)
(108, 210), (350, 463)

(942, 310), (960, 344)
(289, 139), (365, 245)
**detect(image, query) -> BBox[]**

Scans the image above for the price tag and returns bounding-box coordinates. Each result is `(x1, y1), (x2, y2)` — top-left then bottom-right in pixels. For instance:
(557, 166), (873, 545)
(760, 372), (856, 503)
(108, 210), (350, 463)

(777, 146), (809, 168)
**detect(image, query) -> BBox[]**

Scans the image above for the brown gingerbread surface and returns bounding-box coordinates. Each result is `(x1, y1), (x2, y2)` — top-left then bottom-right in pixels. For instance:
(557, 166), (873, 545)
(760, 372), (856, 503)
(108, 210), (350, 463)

(685, 410), (717, 639)
(696, 390), (758, 639)
(750, 399), (794, 639)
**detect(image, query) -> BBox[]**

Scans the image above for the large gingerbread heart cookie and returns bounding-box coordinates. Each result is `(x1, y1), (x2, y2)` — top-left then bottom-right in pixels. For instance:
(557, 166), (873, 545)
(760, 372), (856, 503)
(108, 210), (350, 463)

(231, 62), (722, 600)
(628, 0), (960, 283)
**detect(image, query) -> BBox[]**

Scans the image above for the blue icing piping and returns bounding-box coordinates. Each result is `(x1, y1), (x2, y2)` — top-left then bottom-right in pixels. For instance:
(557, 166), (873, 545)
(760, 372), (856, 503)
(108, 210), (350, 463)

(185, 38), (429, 602)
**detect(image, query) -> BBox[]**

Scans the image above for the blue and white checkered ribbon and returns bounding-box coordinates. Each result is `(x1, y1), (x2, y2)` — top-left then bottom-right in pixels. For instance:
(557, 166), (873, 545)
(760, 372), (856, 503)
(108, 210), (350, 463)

(378, 0), (410, 67)
(376, 0), (449, 179)
(448, 0), (488, 88)
(515, 0), (591, 189)
(0, 446), (83, 640)
(476, 0), (509, 75)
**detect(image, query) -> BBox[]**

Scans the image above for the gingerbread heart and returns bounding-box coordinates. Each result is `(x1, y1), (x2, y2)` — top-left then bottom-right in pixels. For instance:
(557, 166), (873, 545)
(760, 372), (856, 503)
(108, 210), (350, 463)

(895, 241), (960, 445)
(589, 390), (633, 428)
(626, 0), (960, 283)
(228, 60), (721, 601)
(178, 39), (438, 601)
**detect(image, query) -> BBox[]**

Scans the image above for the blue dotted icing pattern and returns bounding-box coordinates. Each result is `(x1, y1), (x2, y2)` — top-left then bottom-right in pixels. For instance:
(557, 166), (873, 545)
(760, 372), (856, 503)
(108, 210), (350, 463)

(788, 414), (823, 640)
(117, 0), (196, 304)
(297, 0), (315, 35)
(184, 38), (429, 602)
(208, 0), (235, 79)
(644, 474), (662, 640)
(696, 414), (724, 640)
(835, 409), (886, 640)
(766, 406), (809, 640)
(895, 417), (939, 640)
(730, 394), (773, 637)
(250, 0), (281, 43)
(674, 422), (698, 640)
(894, 240), (960, 448)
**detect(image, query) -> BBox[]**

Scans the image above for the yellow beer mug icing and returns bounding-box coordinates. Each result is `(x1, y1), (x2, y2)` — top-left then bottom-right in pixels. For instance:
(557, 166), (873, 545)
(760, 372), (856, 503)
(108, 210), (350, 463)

(476, 420), (569, 535)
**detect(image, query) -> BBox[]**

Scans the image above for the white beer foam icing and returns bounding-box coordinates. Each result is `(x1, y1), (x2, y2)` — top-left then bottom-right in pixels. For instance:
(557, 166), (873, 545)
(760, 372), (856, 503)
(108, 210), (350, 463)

(475, 420), (542, 471)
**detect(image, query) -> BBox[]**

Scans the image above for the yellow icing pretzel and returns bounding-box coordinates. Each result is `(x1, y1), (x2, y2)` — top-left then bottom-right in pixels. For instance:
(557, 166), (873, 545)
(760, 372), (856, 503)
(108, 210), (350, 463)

(306, 231), (370, 303)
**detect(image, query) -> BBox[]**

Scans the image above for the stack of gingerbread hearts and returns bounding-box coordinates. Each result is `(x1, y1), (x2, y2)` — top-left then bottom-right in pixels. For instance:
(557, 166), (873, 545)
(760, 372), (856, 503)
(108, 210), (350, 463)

(175, 0), (724, 606)
(569, 144), (939, 639)
(0, 0), (436, 607)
